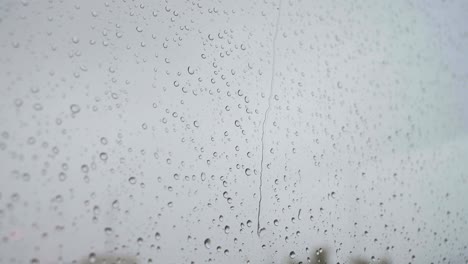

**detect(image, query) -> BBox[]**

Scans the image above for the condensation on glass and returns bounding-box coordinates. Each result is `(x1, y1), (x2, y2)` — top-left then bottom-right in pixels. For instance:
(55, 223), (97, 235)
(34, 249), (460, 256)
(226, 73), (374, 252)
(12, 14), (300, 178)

(0, 0), (467, 263)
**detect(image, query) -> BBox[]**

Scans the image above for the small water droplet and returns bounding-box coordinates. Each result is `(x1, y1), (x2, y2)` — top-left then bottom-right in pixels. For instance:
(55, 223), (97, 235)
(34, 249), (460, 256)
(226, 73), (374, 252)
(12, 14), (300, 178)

(58, 172), (67, 181)
(187, 66), (194, 75)
(70, 104), (81, 114)
(88, 252), (96, 263)
(100, 137), (108, 145)
(99, 152), (108, 161)
(137, 237), (144, 245)
(128, 177), (137, 184)
(104, 227), (113, 234)
(204, 238), (211, 249)
(81, 164), (89, 173)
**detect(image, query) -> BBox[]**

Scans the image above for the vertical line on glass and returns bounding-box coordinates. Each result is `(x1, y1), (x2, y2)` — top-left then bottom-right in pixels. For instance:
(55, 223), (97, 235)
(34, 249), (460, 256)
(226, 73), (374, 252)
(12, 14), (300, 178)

(257, 0), (282, 237)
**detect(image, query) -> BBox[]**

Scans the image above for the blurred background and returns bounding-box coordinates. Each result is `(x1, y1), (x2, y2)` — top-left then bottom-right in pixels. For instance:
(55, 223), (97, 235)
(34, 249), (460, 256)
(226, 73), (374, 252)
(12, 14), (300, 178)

(0, 0), (467, 263)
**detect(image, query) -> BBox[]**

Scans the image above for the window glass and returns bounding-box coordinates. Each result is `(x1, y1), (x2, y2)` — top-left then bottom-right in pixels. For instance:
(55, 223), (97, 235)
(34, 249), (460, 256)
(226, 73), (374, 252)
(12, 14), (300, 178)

(0, 0), (467, 263)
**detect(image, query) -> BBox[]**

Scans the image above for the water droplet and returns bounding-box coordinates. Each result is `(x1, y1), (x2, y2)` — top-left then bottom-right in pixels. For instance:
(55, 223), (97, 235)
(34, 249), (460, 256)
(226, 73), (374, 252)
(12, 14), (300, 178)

(88, 252), (96, 263)
(104, 227), (113, 234)
(137, 237), (144, 245)
(99, 152), (108, 161)
(33, 103), (43, 111)
(204, 238), (211, 249)
(128, 177), (137, 184)
(100, 137), (108, 145)
(70, 104), (81, 114)
(58, 172), (67, 181)
(187, 66), (194, 75)
(81, 164), (89, 173)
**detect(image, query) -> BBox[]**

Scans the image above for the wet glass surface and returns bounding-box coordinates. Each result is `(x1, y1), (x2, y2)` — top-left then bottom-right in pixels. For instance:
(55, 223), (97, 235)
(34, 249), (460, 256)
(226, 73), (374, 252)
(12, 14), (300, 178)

(0, 0), (467, 263)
